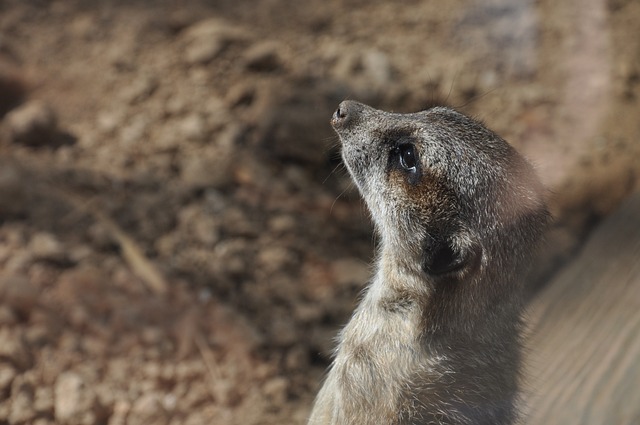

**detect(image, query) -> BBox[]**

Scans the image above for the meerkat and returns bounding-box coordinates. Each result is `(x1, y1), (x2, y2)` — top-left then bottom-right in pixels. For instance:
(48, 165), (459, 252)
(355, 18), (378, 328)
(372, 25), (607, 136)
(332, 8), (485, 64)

(308, 101), (549, 425)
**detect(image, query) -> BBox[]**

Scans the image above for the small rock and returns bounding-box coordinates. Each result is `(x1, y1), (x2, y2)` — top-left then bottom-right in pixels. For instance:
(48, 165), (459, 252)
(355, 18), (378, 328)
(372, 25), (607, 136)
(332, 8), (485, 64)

(293, 302), (323, 323)
(0, 364), (17, 394)
(54, 371), (102, 424)
(25, 324), (51, 347)
(332, 48), (395, 98)
(244, 42), (283, 72)
(0, 327), (32, 370)
(185, 36), (225, 65)
(268, 214), (297, 234)
(141, 327), (164, 345)
(3, 100), (58, 147)
(203, 189), (228, 214)
(9, 378), (36, 424)
(225, 82), (257, 108)
(285, 345), (309, 371)
(180, 152), (232, 189)
(257, 246), (295, 275)
(0, 62), (26, 117)
(120, 75), (158, 105)
(96, 110), (125, 135)
(34, 386), (54, 415)
(193, 216), (220, 246)
(219, 209), (256, 238)
(178, 113), (209, 142)
(361, 49), (393, 87)
(255, 83), (336, 164)
(108, 399), (131, 425)
(262, 376), (288, 405)
(181, 18), (250, 66)
(119, 115), (150, 147)
(270, 314), (298, 346)
(0, 305), (17, 325)
(0, 273), (38, 315)
(180, 123), (242, 189)
(69, 245), (93, 263)
(3, 250), (33, 274)
(29, 232), (67, 263)
(131, 393), (165, 417)
(0, 161), (29, 217)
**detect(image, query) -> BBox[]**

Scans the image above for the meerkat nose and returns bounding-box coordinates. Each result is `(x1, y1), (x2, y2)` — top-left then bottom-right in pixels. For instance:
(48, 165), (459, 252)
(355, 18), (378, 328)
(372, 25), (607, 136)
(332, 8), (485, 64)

(331, 100), (359, 129)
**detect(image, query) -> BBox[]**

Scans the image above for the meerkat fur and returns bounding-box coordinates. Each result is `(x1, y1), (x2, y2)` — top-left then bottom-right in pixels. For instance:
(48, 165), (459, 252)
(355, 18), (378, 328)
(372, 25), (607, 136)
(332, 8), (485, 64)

(308, 101), (549, 425)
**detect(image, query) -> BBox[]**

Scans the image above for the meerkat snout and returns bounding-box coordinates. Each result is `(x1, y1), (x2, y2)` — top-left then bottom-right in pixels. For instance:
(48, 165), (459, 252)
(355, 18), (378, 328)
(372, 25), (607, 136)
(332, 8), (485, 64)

(331, 100), (361, 129)
(331, 101), (349, 125)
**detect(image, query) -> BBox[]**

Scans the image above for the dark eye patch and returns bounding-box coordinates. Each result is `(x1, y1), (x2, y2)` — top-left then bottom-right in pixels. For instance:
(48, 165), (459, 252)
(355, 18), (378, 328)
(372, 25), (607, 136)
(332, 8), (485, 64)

(398, 144), (417, 172)
(387, 137), (422, 185)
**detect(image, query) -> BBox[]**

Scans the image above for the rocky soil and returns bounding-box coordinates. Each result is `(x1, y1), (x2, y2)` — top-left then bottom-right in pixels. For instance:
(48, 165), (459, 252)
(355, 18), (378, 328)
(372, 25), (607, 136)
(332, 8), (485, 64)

(0, 0), (639, 424)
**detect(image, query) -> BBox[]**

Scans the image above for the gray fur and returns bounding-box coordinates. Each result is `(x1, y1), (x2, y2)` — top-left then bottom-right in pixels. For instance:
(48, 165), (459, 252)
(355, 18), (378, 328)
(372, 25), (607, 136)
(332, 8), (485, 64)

(308, 101), (549, 425)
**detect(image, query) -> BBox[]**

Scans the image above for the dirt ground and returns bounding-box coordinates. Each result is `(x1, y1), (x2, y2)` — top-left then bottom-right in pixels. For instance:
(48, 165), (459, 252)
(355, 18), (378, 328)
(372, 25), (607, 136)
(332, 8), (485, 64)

(0, 0), (638, 424)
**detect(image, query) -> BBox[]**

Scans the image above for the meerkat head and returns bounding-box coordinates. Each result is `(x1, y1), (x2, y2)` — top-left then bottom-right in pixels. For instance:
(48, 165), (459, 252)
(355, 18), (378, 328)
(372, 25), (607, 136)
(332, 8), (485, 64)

(332, 101), (548, 325)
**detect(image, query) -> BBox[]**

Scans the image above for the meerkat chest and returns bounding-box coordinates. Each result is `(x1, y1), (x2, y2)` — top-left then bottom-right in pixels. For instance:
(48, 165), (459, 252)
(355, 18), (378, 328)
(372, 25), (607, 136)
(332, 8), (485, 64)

(323, 282), (440, 424)
(336, 281), (433, 383)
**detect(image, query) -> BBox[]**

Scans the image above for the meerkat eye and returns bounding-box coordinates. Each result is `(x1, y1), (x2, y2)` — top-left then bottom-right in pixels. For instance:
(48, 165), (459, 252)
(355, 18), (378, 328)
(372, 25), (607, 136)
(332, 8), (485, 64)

(398, 144), (418, 172)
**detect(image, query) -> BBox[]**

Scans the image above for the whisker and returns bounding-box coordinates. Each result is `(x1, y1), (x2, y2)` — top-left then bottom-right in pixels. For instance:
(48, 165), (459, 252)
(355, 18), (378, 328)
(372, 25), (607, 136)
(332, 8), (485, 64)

(453, 87), (499, 110)
(322, 161), (346, 185)
(329, 180), (354, 216)
(444, 69), (459, 105)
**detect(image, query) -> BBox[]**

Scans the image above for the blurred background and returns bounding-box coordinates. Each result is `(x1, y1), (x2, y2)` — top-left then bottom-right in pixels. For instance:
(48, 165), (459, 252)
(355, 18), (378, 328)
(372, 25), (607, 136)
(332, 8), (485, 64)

(0, 0), (638, 424)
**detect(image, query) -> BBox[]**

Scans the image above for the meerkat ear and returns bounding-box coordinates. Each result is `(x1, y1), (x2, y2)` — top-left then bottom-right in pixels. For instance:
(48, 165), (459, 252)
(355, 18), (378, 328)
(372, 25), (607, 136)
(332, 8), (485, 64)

(422, 231), (482, 277)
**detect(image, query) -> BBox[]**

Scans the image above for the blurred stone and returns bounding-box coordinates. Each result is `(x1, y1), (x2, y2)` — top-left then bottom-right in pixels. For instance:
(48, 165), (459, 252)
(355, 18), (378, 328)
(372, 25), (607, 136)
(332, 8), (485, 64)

(0, 45), (26, 117)
(0, 161), (29, 217)
(225, 82), (257, 108)
(0, 327), (33, 370)
(25, 324), (51, 348)
(181, 18), (250, 66)
(361, 49), (393, 87)
(0, 274), (38, 315)
(29, 232), (67, 263)
(284, 345), (309, 371)
(332, 48), (394, 95)
(54, 371), (104, 425)
(119, 115), (150, 147)
(178, 113), (208, 142)
(8, 377), (36, 424)
(262, 376), (288, 405)
(257, 246), (295, 275)
(34, 386), (54, 415)
(3, 100), (57, 147)
(180, 124), (243, 189)
(108, 399), (131, 425)
(0, 305), (17, 325)
(0, 76), (25, 118)
(270, 314), (298, 346)
(129, 393), (168, 425)
(268, 214), (297, 234)
(185, 36), (225, 65)
(178, 205), (220, 247)
(244, 42), (283, 72)
(260, 102), (328, 161)
(96, 110), (125, 135)
(0, 364), (16, 394)
(180, 152), (232, 189)
(122, 75), (158, 104)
